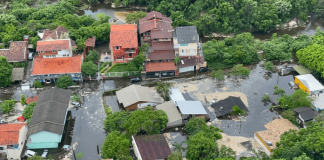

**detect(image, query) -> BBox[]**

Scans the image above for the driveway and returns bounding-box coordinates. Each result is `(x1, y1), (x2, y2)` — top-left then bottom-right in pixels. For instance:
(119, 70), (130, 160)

(25, 60), (33, 81)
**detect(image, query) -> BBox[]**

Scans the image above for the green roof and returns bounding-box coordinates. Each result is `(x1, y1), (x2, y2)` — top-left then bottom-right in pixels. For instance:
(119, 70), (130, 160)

(293, 66), (312, 75)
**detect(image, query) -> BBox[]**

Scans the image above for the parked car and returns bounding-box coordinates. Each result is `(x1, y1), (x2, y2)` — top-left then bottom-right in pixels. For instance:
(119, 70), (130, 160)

(41, 149), (48, 158)
(63, 145), (71, 151)
(45, 79), (51, 84)
(25, 150), (36, 157)
(28, 52), (34, 60)
(130, 77), (142, 83)
(71, 101), (80, 106)
(199, 66), (209, 73)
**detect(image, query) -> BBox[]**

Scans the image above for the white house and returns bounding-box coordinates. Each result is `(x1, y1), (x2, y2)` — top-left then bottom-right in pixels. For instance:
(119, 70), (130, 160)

(36, 39), (73, 58)
(173, 26), (199, 57)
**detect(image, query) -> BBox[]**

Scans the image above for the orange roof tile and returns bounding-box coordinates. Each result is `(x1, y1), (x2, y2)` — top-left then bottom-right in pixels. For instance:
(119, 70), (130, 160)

(110, 24), (138, 48)
(85, 36), (96, 47)
(0, 41), (28, 62)
(36, 39), (70, 51)
(42, 26), (69, 40)
(32, 55), (83, 75)
(26, 96), (39, 104)
(146, 62), (175, 72)
(0, 123), (26, 145)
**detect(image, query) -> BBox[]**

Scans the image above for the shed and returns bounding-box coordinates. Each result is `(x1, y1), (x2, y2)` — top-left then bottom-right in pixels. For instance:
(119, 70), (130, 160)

(211, 96), (248, 117)
(169, 87), (185, 103)
(156, 101), (182, 128)
(293, 107), (318, 128)
(295, 74), (324, 95)
(12, 68), (24, 81)
(175, 101), (207, 115)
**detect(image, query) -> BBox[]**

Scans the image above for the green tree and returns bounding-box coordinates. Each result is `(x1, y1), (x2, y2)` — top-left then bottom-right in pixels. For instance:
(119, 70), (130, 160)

(155, 81), (173, 100)
(81, 61), (97, 77)
(0, 99), (15, 114)
(231, 64), (250, 77)
(185, 117), (207, 136)
(84, 50), (99, 62)
(71, 95), (81, 102)
(56, 75), (75, 89)
(101, 131), (131, 159)
(138, 43), (150, 55)
(278, 89), (313, 109)
(265, 61), (274, 72)
(281, 110), (298, 125)
(0, 56), (13, 87)
(232, 105), (245, 115)
(262, 94), (271, 103)
(128, 54), (145, 70)
(212, 70), (225, 81)
(27, 155), (43, 160)
(104, 110), (132, 132)
(125, 11), (147, 24)
(76, 152), (83, 159)
(168, 151), (182, 160)
(274, 85), (286, 97)
(22, 102), (37, 119)
(33, 80), (43, 88)
(20, 94), (26, 105)
(123, 107), (168, 136)
(174, 57), (180, 65)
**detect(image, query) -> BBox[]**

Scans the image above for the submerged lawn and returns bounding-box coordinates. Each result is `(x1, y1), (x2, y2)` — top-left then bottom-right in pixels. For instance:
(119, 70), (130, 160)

(108, 64), (129, 72)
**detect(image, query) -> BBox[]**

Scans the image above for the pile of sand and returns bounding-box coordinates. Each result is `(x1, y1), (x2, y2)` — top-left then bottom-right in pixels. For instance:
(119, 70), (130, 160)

(114, 11), (137, 23)
(217, 133), (256, 155)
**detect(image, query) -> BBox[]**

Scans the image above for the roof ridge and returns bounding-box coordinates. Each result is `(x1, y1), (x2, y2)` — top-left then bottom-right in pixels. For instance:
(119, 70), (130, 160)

(133, 85), (141, 102)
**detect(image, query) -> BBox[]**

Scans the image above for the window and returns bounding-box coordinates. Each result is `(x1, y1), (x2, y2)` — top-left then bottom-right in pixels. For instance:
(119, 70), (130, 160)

(0, 147), (4, 150)
(145, 32), (150, 36)
(182, 49), (184, 53)
(115, 46), (120, 50)
(153, 39), (158, 42)
(52, 50), (56, 53)
(46, 55), (50, 58)
(40, 51), (44, 53)
(162, 38), (168, 41)
(180, 43), (189, 46)
(63, 54), (66, 57)
(129, 53), (132, 57)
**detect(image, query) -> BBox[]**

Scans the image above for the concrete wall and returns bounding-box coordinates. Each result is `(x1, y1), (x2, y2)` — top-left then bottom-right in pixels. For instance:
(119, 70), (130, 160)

(57, 50), (70, 57)
(132, 136), (142, 160)
(27, 131), (61, 149)
(1, 125), (28, 160)
(254, 133), (271, 156)
(179, 43), (197, 56)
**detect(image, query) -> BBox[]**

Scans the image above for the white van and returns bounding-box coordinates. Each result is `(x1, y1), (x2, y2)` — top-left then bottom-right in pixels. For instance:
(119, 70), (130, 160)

(25, 150), (36, 157)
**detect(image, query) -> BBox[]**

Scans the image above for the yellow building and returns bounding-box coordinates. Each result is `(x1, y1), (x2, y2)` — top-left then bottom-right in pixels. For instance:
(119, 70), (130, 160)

(294, 74), (324, 95)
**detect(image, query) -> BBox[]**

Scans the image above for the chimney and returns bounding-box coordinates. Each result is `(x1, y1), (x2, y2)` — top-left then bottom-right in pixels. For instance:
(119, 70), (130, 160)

(23, 35), (29, 43)
(154, 19), (157, 28)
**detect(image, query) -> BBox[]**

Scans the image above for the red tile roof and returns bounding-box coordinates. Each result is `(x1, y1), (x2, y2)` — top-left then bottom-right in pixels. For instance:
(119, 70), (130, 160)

(148, 51), (175, 60)
(42, 26), (69, 40)
(146, 62), (175, 72)
(32, 55), (83, 75)
(85, 36), (96, 47)
(36, 39), (70, 51)
(110, 24), (138, 48)
(134, 134), (171, 160)
(139, 19), (172, 34)
(0, 123), (26, 145)
(179, 56), (203, 68)
(0, 41), (28, 62)
(147, 11), (163, 20)
(151, 29), (173, 39)
(26, 96), (39, 104)
(152, 41), (174, 51)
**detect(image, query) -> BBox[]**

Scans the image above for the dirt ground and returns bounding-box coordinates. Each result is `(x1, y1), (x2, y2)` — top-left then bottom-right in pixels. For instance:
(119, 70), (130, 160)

(114, 11), (138, 23)
(217, 133), (260, 155)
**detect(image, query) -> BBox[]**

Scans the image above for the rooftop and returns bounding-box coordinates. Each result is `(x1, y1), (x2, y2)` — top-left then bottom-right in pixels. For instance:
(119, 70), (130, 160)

(28, 88), (72, 136)
(139, 11), (172, 34)
(148, 50), (175, 61)
(169, 87), (185, 103)
(26, 96), (39, 104)
(145, 62), (175, 72)
(175, 101), (207, 115)
(152, 41), (174, 51)
(293, 66), (312, 75)
(256, 119), (298, 149)
(133, 134), (171, 160)
(109, 24), (138, 48)
(36, 39), (70, 51)
(116, 85), (163, 108)
(295, 74), (324, 92)
(32, 55), (83, 75)
(156, 101), (182, 126)
(42, 26), (69, 40)
(151, 29), (173, 39)
(85, 36), (96, 47)
(0, 123), (26, 145)
(174, 26), (199, 44)
(211, 96), (249, 117)
(12, 68), (24, 81)
(179, 56), (203, 68)
(293, 107), (318, 121)
(0, 41), (28, 62)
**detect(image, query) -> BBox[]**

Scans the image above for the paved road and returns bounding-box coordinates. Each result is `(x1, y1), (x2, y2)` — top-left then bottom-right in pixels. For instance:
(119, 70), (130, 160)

(25, 60), (33, 81)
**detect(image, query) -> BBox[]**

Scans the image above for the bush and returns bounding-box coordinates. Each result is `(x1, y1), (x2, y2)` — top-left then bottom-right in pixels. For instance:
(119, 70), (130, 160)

(281, 110), (298, 125)
(185, 117), (207, 136)
(81, 61), (97, 77)
(262, 94), (271, 102)
(232, 105), (245, 115)
(71, 95), (81, 102)
(212, 69), (225, 81)
(104, 110), (131, 132)
(33, 80), (43, 88)
(20, 94), (26, 105)
(0, 99), (15, 114)
(56, 75), (75, 89)
(84, 50), (99, 62)
(76, 152), (83, 159)
(22, 102), (36, 119)
(101, 131), (131, 159)
(265, 61), (274, 72)
(231, 64), (250, 77)
(274, 85), (285, 97)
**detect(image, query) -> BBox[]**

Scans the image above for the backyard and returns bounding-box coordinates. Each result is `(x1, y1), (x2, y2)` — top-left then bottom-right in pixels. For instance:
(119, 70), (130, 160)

(108, 63), (129, 72)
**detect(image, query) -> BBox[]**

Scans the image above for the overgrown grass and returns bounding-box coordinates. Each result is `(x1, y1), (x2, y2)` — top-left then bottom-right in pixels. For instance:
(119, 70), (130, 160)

(104, 104), (112, 115)
(145, 82), (158, 87)
(103, 89), (120, 96)
(108, 64), (129, 72)
(207, 61), (234, 70)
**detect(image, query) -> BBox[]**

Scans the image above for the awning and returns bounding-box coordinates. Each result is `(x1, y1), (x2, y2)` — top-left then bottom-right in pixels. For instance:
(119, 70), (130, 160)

(293, 66), (312, 75)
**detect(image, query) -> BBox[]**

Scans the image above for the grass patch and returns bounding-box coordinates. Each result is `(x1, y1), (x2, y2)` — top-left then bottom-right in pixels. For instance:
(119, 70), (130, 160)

(207, 61), (234, 70)
(103, 89), (120, 96)
(104, 104), (112, 115)
(145, 82), (158, 87)
(108, 63), (129, 72)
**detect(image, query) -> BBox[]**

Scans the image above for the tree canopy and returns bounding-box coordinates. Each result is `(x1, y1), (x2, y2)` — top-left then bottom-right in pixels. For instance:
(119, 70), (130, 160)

(22, 102), (37, 119)
(0, 99), (15, 114)
(0, 56), (13, 87)
(81, 61), (98, 77)
(56, 75), (75, 89)
(101, 131), (131, 159)
(125, 11), (147, 24)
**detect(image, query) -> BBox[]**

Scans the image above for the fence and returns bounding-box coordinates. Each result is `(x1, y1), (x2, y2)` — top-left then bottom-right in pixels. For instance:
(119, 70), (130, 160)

(103, 71), (140, 77)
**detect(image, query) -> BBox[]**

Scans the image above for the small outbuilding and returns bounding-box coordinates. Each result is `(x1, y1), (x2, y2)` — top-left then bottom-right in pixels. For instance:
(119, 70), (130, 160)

(156, 101), (182, 128)
(11, 68), (24, 81)
(169, 87), (185, 103)
(293, 107), (318, 128)
(211, 96), (248, 117)
(294, 74), (324, 95)
(175, 101), (208, 123)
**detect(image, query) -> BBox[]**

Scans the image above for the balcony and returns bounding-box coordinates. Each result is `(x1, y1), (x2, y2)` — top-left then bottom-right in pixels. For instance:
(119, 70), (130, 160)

(125, 49), (136, 53)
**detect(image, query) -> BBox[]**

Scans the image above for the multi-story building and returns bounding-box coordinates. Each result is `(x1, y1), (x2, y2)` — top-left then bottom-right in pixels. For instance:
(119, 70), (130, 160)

(109, 24), (138, 63)
(36, 39), (72, 58)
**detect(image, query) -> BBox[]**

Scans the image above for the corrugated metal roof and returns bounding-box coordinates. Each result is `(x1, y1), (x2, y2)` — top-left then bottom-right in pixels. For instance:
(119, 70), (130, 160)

(175, 101), (207, 115)
(169, 88), (185, 103)
(293, 66), (312, 75)
(296, 74), (324, 92)
(156, 101), (182, 127)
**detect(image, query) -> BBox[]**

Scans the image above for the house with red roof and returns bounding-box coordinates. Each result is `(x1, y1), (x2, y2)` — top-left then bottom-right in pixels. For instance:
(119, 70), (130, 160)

(0, 36), (29, 63)
(0, 123), (27, 160)
(109, 24), (138, 63)
(36, 39), (72, 58)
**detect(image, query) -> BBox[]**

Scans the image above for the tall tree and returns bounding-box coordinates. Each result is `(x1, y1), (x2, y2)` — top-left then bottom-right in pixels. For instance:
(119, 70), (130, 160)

(0, 56), (13, 87)
(101, 131), (131, 159)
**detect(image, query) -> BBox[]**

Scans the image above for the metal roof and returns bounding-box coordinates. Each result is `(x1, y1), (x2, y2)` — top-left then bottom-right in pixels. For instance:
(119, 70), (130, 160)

(313, 94), (324, 110)
(169, 88), (185, 103)
(174, 26), (199, 44)
(156, 101), (182, 125)
(295, 74), (324, 92)
(293, 66), (312, 75)
(175, 101), (207, 115)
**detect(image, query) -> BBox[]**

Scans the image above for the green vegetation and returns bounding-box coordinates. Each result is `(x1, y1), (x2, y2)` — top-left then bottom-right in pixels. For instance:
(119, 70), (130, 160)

(155, 81), (173, 100)
(212, 69), (225, 81)
(76, 152), (83, 159)
(22, 102), (36, 119)
(262, 94), (271, 103)
(81, 61), (97, 77)
(27, 155), (43, 160)
(264, 61), (274, 72)
(56, 75), (75, 89)
(232, 105), (246, 115)
(84, 50), (99, 62)
(33, 80), (43, 88)
(185, 117), (208, 136)
(0, 99), (15, 114)
(127, 54), (146, 71)
(101, 131), (131, 159)
(103, 104), (112, 115)
(138, 43), (150, 55)
(278, 89), (313, 109)
(13, 62), (27, 68)
(0, 56), (13, 87)
(274, 85), (286, 97)
(108, 63), (129, 72)
(20, 94), (26, 105)
(104, 110), (131, 132)
(125, 11), (147, 24)
(168, 151), (182, 160)
(99, 62), (111, 73)
(231, 64), (250, 77)
(71, 95), (81, 102)
(281, 110), (298, 125)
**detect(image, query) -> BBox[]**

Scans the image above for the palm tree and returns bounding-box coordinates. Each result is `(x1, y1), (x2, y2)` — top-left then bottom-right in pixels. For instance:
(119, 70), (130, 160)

(172, 141), (186, 152)
(155, 82), (173, 100)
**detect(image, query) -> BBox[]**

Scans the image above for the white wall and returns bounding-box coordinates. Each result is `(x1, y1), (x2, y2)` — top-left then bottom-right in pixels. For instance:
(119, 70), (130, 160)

(254, 133), (271, 156)
(57, 50), (70, 57)
(132, 136), (142, 160)
(137, 102), (159, 109)
(179, 43), (198, 56)
(6, 125), (27, 160)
